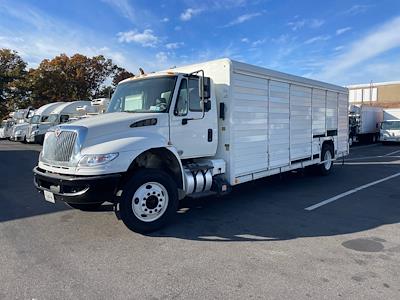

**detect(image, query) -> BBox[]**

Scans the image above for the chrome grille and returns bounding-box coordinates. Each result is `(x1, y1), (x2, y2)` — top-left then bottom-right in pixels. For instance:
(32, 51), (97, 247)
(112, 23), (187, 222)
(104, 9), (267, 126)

(42, 131), (77, 162)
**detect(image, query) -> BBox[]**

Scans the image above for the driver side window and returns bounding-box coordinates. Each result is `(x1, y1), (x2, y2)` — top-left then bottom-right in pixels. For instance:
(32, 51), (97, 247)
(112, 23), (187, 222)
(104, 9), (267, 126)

(175, 79), (188, 116)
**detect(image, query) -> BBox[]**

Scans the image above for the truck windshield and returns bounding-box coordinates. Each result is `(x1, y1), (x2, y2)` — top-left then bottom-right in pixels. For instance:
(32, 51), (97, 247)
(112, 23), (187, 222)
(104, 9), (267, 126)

(107, 76), (177, 113)
(30, 115), (41, 124)
(46, 114), (58, 123)
(381, 121), (400, 130)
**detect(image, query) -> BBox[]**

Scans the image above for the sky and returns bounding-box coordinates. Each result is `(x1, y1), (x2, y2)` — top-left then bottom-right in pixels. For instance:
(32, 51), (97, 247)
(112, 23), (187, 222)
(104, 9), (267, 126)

(1, 0), (400, 85)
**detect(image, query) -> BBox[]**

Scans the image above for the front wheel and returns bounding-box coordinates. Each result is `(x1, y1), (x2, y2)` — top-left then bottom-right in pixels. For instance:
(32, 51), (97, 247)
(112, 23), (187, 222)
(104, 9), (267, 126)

(319, 145), (334, 176)
(119, 169), (179, 233)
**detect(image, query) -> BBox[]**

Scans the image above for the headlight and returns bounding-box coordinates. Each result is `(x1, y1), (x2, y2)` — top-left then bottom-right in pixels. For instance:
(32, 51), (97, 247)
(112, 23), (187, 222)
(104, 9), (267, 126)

(78, 153), (119, 167)
(15, 130), (22, 135)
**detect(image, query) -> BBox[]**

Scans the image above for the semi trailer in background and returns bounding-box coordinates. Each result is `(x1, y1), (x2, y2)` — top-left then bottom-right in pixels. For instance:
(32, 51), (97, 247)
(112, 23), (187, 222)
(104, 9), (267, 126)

(34, 58), (349, 233)
(348, 105), (383, 145)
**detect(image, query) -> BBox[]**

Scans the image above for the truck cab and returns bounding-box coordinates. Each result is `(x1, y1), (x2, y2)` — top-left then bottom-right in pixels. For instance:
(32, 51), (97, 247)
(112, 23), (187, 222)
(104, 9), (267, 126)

(380, 120), (400, 143)
(0, 119), (15, 139)
(29, 101), (91, 144)
(34, 71), (219, 232)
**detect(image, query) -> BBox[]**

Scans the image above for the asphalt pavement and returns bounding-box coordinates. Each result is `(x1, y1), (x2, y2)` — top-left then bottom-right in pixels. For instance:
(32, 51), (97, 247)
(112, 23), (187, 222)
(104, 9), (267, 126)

(0, 140), (399, 299)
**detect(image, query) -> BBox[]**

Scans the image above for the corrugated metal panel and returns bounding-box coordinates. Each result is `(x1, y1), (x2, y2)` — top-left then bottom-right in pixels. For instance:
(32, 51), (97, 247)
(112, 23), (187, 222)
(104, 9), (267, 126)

(232, 73), (269, 175)
(326, 91), (338, 130)
(269, 80), (290, 168)
(290, 84), (312, 160)
(337, 93), (348, 153)
(312, 89), (326, 135)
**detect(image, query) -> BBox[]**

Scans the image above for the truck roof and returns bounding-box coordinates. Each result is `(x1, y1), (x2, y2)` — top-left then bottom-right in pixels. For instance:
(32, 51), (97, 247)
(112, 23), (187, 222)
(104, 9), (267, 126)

(170, 58), (347, 93)
(49, 101), (92, 115)
(34, 102), (64, 116)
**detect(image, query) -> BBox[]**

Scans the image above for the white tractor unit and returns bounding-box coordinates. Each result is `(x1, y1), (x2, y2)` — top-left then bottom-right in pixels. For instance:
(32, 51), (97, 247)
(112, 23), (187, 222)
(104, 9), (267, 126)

(34, 58), (349, 233)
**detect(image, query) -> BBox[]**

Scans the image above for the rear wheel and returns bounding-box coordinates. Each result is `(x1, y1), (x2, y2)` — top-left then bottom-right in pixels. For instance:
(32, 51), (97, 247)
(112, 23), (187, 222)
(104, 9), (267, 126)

(319, 144), (334, 175)
(119, 169), (179, 233)
(372, 134), (377, 143)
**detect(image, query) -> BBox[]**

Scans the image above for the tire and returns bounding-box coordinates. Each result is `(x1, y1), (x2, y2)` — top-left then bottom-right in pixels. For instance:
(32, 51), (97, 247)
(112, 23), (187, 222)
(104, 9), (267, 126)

(67, 202), (104, 211)
(372, 134), (377, 143)
(119, 169), (179, 233)
(319, 144), (334, 176)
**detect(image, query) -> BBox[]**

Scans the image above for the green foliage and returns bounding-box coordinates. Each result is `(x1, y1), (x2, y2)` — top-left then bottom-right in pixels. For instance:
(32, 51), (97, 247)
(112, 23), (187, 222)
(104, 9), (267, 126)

(0, 49), (27, 118)
(0, 49), (135, 120)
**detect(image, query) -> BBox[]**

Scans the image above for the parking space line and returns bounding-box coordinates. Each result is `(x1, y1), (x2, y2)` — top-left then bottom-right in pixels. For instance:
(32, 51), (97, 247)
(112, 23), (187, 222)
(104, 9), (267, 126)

(383, 149), (400, 157)
(305, 172), (400, 211)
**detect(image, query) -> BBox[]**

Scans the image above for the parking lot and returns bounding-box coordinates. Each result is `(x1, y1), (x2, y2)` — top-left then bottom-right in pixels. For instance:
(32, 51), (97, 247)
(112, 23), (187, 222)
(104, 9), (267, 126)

(0, 140), (399, 299)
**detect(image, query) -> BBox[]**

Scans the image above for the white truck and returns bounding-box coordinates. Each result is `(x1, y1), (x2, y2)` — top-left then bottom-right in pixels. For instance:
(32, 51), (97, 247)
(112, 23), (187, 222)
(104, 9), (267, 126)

(380, 120), (400, 143)
(25, 102), (64, 143)
(0, 119), (15, 139)
(29, 101), (91, 144)
(348, 105), (383, 145)
(74, 98), (111, 120)
(34, 58), (349, 233)
(383, 108), (400, 121)
(9, 108), (35, 142)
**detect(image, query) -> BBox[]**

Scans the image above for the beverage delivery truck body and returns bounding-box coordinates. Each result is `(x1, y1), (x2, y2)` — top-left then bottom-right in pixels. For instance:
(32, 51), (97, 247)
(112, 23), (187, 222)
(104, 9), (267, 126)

(34, 58), (349, 232)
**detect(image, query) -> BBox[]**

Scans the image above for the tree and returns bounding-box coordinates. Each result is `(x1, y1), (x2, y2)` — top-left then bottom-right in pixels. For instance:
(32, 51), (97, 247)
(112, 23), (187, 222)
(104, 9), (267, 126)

(27, 53), (115, 106)
(112, 66), (134, 86)
(0, 49), (27, 119)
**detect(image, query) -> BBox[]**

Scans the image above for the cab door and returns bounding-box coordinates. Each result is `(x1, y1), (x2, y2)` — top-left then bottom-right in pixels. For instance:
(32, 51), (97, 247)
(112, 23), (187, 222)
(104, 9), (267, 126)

(169, 76), (217, 159)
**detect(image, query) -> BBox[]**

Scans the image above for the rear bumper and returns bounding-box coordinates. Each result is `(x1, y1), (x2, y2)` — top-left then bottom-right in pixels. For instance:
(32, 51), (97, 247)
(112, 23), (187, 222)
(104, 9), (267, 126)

(33, 166), (122, 204)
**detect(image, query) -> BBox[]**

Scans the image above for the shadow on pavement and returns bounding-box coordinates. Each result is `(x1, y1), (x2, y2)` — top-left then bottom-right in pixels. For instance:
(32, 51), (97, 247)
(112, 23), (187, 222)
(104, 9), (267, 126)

(1, 147), (400, 243)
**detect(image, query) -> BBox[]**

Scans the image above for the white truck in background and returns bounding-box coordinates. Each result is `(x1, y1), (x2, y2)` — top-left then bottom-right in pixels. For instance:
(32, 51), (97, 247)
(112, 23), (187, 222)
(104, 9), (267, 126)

(0, 119), (15, 139)
(74, 98), (111, 120)
(10, 108), (35, 142)
(34, 58), (349, 233)
(26, 102), (64, 143)
(29, 101), (91, 144)
(348, 105), (383, 145)
(383, 108), (400, 121)
(380, 120), (400, 143)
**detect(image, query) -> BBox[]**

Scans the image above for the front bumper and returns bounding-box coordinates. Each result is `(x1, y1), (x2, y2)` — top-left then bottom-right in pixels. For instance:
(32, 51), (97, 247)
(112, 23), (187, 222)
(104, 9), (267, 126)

(382, 137), (400, 142)
(33, 166), (122, 204)
(14, 135), (24, 142)
(28, 133), (44, 144)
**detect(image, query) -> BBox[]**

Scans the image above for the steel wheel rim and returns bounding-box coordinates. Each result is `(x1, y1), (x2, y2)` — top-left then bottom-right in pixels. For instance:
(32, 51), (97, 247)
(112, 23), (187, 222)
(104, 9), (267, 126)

(132, 182), (169, 222)
(324, 150), (332, 170)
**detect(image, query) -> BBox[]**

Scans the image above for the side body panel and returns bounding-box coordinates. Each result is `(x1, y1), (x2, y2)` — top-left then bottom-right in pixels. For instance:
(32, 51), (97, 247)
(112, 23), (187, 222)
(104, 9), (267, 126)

(359, 106), (383, 134)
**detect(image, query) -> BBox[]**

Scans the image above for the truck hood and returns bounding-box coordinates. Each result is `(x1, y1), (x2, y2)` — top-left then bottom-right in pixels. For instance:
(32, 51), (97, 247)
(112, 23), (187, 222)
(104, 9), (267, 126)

(14, 123), (29, 130)
(62, 112), (166, 141)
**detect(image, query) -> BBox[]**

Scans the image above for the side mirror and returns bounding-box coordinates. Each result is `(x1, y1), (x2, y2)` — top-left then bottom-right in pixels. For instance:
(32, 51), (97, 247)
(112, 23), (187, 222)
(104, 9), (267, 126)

(198, 76), (211, 100)
(203, 77), (211, 99)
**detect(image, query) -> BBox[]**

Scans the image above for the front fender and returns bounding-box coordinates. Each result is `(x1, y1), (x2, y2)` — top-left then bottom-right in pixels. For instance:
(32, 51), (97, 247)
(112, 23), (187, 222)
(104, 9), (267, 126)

(77, 134), (185, 190)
